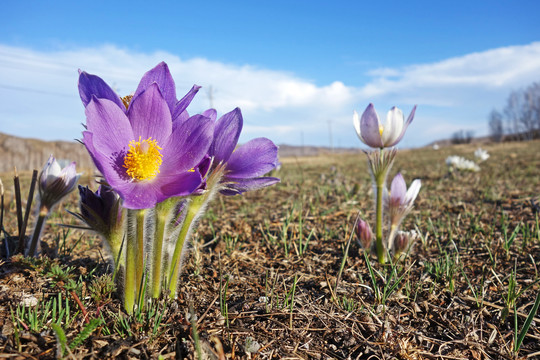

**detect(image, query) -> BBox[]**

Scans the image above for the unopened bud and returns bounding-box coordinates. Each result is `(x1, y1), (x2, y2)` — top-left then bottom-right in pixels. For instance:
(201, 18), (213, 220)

(355, 219), (373, 250)
(394, 230), (418, 256)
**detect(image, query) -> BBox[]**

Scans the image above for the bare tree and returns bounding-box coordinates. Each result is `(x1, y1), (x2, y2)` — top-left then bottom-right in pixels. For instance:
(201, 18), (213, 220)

(502, 83), (540, 140)
(488, 109), (504, 142)
(451, 129), (474, 144)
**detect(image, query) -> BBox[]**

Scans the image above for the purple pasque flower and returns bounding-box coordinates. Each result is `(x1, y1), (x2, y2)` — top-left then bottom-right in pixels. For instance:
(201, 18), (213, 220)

(39, 155), (81, 210)
(209, 108), (280, 195)
(385, 173), (421, 227)
(82, 83), (214, 209)
(78, 62), (201, 124)
(353, 103), (417, 148)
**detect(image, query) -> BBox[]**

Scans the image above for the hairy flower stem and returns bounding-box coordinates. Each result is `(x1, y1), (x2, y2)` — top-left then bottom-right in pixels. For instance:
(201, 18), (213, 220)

(124, 209), (138, 314)
(28, 205), (49, 257)
(375, 174), (386, 264)
(168, 196), (204, 298)
(150, 199), (175, 299)
(151, 206), (167, 298)
(168, 165), (224, 298)
(135, 209), (146, 299)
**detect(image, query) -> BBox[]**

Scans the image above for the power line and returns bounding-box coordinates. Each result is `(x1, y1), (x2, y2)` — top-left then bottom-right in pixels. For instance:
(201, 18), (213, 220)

(0, 83), (73, 98)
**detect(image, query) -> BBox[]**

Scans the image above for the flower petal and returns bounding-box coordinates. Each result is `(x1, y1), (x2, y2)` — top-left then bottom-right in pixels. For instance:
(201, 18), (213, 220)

(382, 107), (404, 146)
(133, 62), (177, 115)
(82, 131), (134, 194)
(78, 70), (125, 111)
(172, 84), (201, 121)
(211, 108), (243, 163)
(85, 97), (134, 155)
(360, 104), (384, 148)
(127, 83), (172, 145)
(389, 105), (416, 146)
(390, 173), (407, 203)
(157, 171), (204, 201)
(161, 114), (214, 174)
(220, 177), (280, 196)
(405, 179), (421, 205)
(114, 181), (158, 210)
(225, 138), (278, 179)
(202, 108), (217, 122)
(353, 110), (363, 142)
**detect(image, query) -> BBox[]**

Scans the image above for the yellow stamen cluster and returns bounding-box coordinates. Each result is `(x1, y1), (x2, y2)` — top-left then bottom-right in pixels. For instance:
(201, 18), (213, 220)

(121, 95), (133, 110)
(123, 137), (163, 181)
(379, 124), (384, 137)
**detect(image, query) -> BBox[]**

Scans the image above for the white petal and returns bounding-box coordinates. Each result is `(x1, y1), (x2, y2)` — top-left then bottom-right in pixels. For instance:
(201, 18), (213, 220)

(405, 179), (421, 205)
(382, 107), (404, 146)
(353, 110), (367, 143)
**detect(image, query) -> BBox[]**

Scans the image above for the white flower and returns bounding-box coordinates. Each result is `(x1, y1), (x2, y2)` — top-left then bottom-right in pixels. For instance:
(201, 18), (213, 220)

(446, 155), (480, 172)
(474, 148), (490, 162)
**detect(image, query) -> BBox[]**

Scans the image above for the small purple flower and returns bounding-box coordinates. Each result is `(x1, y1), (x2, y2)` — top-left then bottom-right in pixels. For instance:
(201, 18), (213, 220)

(81, 79), (214, 209)
(39, 155), (80, 210)
(209, 108), (280, 195)
(355, 218), (373, 250)
(386, 173), (421, 227)
(353, 104), (416, 148)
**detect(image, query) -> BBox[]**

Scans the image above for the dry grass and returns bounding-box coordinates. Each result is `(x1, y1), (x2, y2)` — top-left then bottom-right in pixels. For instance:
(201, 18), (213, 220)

(0, 140), (539, 359)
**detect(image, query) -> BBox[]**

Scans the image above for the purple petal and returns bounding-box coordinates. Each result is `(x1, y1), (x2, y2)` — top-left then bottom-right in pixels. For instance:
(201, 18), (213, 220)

(157, 171), (204, 201)
(211, 108), (243, 163)
(360, 104), (384, 148)
(197, 155), (212, 178)
(127, 83), (172, 145)
(114, 181), (158, 210)
(133, 62), (177, 115)
(220, 177), (280, 196)
(225, 138), (278, 179)
(78, 71), (125, 111)
(85, 97), (134, 156)
(82, 131), (132, 194)
(161, 114), (214, 174)
(173, 85), (201, 121)
(202, 109), (217, 122)
(82, 131), (106, 175)
(390, 173), (407, 203)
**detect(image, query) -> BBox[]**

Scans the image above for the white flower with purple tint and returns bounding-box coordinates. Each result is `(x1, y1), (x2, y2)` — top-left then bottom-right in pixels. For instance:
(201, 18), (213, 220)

(39, 155), (80, 210)
(353, 103), (416, 149)
(386, 173), (421, 228)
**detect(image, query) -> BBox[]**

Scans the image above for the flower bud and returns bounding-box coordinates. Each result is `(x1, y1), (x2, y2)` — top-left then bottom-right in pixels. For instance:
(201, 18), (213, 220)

(394, 230), (418, 257)
(355, 219), (373, 250)
(39, 155), (81, 210)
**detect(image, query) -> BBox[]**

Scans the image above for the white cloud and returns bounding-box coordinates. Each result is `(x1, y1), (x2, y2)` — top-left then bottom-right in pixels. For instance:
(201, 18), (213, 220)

(0, 42), (540, 147)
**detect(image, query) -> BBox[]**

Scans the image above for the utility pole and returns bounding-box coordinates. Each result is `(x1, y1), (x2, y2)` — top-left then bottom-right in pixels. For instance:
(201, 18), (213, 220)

(327, 120), (333, 152)
(206, 85), (214, 109)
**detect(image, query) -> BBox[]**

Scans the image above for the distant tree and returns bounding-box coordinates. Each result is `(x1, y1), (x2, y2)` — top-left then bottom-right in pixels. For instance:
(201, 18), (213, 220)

(451, 129), (474, 144)
(488, 109), (504, 142)
(489, 81), (540, 142)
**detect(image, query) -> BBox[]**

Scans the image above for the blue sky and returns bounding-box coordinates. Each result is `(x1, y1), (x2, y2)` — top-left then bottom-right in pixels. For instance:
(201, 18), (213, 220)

(1, 0), (540, 148)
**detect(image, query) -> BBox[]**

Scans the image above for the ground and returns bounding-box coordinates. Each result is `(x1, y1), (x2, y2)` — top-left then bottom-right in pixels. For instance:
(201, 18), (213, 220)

(1, 140), (539, 359)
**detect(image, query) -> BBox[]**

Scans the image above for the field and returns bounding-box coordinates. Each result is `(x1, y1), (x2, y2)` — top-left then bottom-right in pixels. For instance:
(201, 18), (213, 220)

(1, 140), (539, 359)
